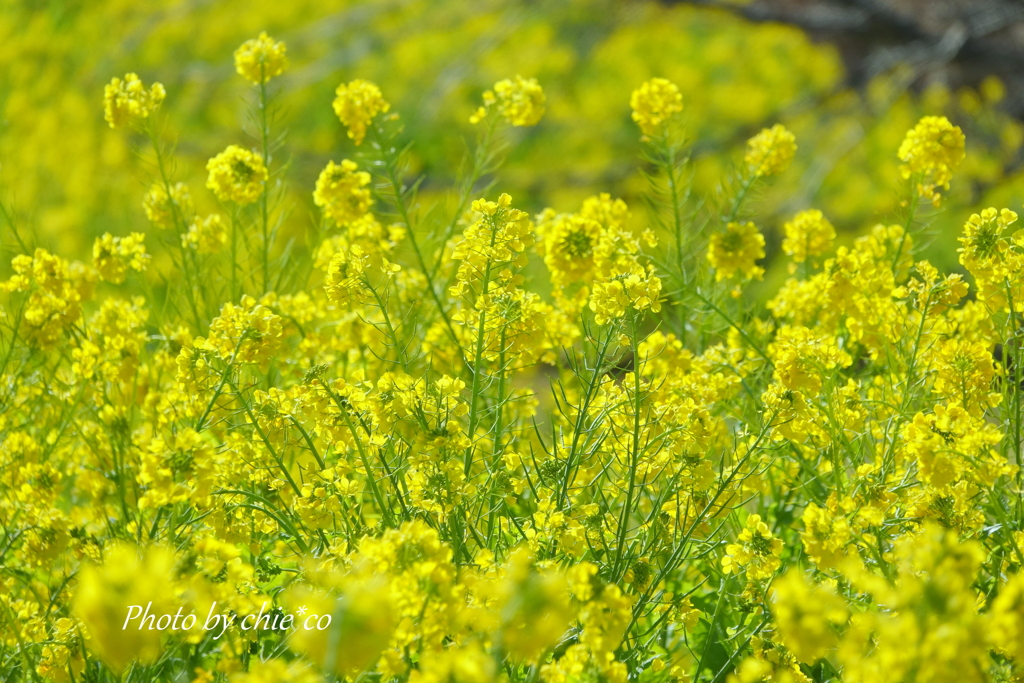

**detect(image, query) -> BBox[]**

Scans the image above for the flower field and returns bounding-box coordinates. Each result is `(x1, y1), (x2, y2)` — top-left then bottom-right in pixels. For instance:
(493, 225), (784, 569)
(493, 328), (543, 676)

(5, 3), (1024, 683)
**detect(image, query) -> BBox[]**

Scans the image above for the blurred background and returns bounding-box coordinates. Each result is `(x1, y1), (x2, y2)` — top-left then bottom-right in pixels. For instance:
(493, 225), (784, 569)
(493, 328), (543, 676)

(3, 0), (1024, 287)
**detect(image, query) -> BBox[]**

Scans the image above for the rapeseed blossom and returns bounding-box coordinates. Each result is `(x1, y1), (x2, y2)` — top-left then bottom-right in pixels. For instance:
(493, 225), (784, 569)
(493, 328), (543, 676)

(898, 115), (965, 205)
(471, 76), (546, 126)
(782, 208), (834, 263)
(206, 144), (268, 204)
(333, 79), (390, 145)
(707, 220), (765, 281)
(7, 27), (1024, 683)
(313, 159), (373, 225)
(102, 73), (165, 128)
(630, 77), (683, 135)
(234, 32), (288, 84)
(744, 123), (796, 177)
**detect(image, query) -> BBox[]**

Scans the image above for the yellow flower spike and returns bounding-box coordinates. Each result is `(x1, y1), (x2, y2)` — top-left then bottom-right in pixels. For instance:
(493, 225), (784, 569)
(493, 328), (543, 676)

(233, 32), (288, 85)
(898, 115), (965, 206)
(630, 77), (683, 136)
(721, 513), (783, 580)
(473, 76), (545, 127)
(143, 182), (193, 230)
(182, 214), (228, 254)
(92, 232), (150, 284)
(744, 123), (796, 177)
(71, 543), (177, 673)
(313, 159), (373, 226)
(707, 220), (765, 281)
(102, 72), (165, 129)
(588, 265), (662, 325)
(205, 144), (268, 205)
(782, 208), (834, 264)
(333, 79), (390, 145)
(770, 570), (848, 664)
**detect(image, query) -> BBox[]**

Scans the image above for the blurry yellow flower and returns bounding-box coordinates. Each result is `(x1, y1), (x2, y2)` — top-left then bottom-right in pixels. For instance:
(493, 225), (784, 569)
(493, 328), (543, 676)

(745, 123), (796, 177)
(408, 642), (495, 683)
(991, 572), (1024, 661)
(93, 232), (149, 284)
(182, 214), (228, 254)
(102, 73), (165, 129)
(313, 159), (373, 225)
(233, 32), (288, 85)
(333, 79), (390, 145)
(771, 571), (848, 663)
(472, 76), (546, 127)
(630, 77), (683, 136)
(72, 543), (177, 673)
(143, 182), (193, 230)
(229, 660), (322, 683)
(707, 221), (764, 281)
(205, 145), (267, 205)
(285, 579), (395, 679)
(782, 209), (834, 263)
(898, 115), (965, 205)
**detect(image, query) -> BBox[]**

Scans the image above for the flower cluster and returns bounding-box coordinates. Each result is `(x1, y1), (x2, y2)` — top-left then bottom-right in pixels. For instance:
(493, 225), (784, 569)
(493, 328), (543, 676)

(6, 28), (1024, 683)
(470, 76), (546, 126)
(744, 123), (796, 177)
(333, 79), (390, 145)
(234, 32), (288, 84)
(898, 115), (965, 205)
(313, 160), (373, 226)
(206, 144), (268, 205)
(102, 73), (165, 129)
(630, 77), (683, 136)
(707, 220), (765, 281)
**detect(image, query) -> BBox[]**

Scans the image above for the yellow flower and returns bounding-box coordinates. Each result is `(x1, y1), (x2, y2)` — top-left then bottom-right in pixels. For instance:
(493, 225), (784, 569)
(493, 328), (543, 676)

(991, 572), (1024, 661)
(450, 193), (533, 298)
(102, 73), (165, 129)
(707, 221), (765, 281)
(771, 571), (848, 663)
(233, 32), (287, 85)
(744, 123), (796, 177)
(284, 579), (395, 678)
(324, 244), (372, 307)
(782, 209), (834, 263)
(931, 338), (1000, 414)
(898, 115), (965, 205)
(408, 643), (495, 683)
(143, 182), (193, 230)
(313, 159), (373, 225)
(768, 325), (851, 394)
(588, 265), (662, 325)
(800, 503), (850, 569)
(205, 144), (268, 205)
(92, 232), (149, 284)
(630, 78), (683, 136)
(229, 660), (322, 683)
(333, 79), (390, 145)
(721, 513), (783, 580)
(496, 549), (574, 662)
(472, 76), (545, 127)
(199, 294), (284, 366)
(958, 207), (1017, 277)
(72, 543), (177, 673)
(182, 214), (228, 254)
